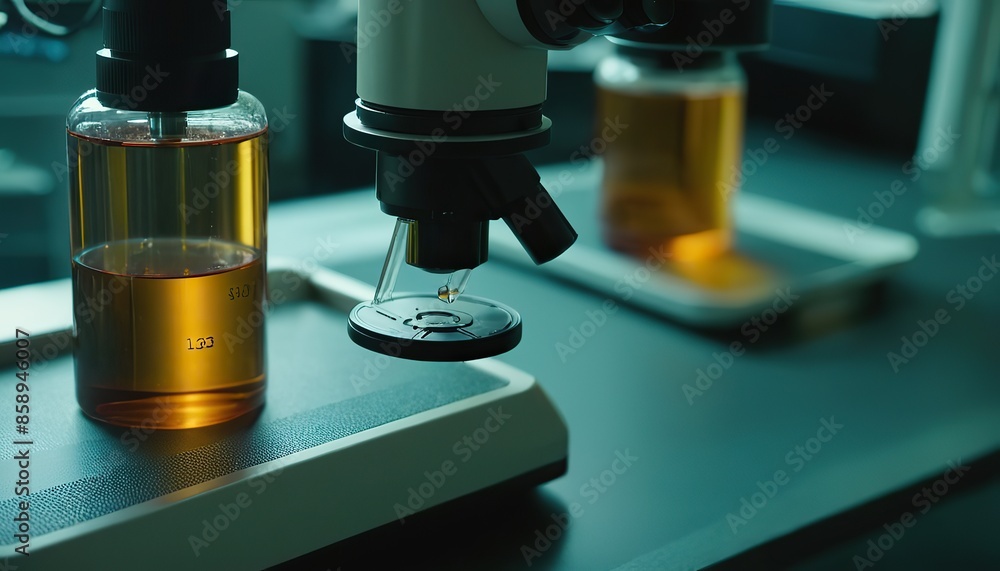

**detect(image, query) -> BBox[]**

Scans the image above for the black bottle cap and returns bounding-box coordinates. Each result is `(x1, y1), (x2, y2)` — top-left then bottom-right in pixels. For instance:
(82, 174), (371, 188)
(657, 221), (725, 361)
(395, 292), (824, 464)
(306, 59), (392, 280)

(96, 0), (239, 112)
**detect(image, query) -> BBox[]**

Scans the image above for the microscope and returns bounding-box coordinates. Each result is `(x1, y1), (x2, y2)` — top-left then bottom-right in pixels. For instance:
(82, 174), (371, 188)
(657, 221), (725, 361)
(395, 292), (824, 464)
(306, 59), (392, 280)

(343, 0), (677, 361)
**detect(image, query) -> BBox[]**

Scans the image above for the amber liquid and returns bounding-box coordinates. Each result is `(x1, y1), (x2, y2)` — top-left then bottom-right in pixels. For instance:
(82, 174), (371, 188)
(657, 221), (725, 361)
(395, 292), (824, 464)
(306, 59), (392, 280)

(69, 129), (268, 428)
(598, 85), (745, 262)
(73, 239), (265, 428)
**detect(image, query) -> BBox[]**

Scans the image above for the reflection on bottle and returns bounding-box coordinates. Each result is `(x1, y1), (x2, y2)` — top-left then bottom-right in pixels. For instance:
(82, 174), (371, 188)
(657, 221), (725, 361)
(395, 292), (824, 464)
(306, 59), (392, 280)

(667, 251), (777, 292)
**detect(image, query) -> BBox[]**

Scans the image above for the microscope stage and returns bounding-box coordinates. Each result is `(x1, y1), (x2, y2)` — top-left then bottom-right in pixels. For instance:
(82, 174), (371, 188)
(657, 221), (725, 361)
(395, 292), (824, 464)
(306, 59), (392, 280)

(0, 267), (568, 570)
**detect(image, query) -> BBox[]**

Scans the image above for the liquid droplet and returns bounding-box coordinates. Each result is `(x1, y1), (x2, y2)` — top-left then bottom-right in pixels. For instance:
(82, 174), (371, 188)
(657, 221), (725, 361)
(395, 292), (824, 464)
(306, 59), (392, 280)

(438, 285), (459, 304)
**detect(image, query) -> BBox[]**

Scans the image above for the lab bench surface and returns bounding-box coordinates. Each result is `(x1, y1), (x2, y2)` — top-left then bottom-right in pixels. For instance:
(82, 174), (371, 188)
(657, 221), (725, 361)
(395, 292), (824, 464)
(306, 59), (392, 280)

(268, 122), (1000, 570)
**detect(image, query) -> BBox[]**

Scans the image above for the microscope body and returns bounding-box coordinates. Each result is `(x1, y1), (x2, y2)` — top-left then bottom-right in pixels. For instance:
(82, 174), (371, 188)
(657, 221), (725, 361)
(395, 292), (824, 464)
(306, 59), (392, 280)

(344, 1), (771, 360)
(357, 0), (548, 116)
(348, 0), (586, 278)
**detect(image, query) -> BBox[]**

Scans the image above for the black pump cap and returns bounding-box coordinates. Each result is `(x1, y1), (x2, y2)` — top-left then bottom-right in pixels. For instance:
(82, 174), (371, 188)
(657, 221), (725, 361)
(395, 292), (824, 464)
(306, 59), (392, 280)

(96, 0), (239, 112)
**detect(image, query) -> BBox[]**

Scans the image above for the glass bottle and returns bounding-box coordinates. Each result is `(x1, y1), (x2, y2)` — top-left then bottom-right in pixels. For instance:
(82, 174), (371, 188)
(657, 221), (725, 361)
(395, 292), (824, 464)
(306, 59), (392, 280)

(67, 0), (268, 428)
(596, 47), (746, 262)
